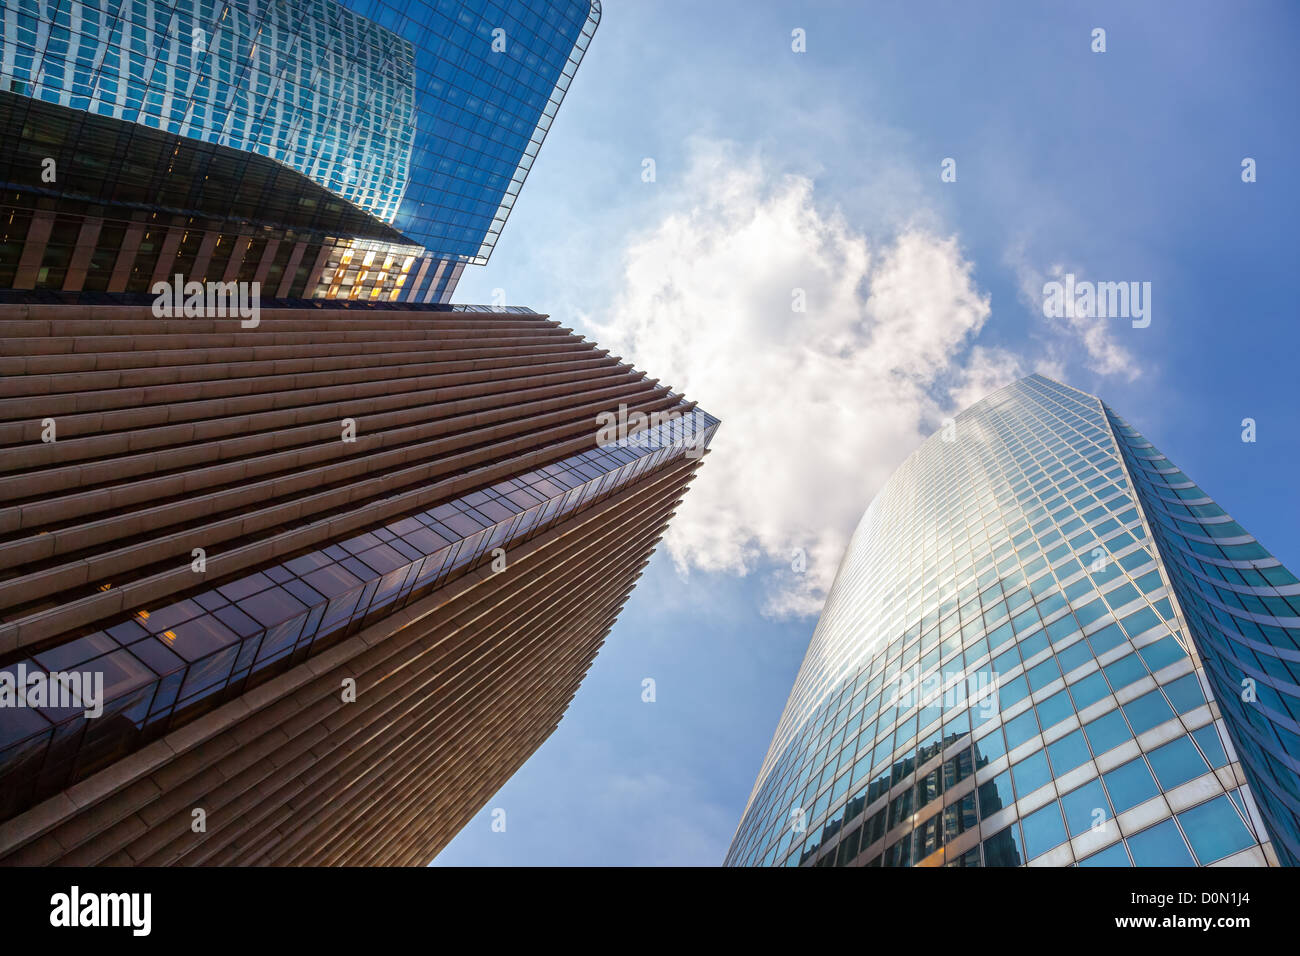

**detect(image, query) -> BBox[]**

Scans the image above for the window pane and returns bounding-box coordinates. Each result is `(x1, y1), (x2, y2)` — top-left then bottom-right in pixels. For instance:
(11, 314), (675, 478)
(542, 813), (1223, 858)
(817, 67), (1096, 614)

(1078, 841), (1130, 867)
(1126, 819), (1194, 867)
(978, 769), (1015, 820)
(1084, 709), (1132, 755)
(1012, 749), (1051, 797)
(983, 824), (1025, 867)
(1021, 801), (1067, 859)
(1192, 724), (1229, 769)
(1047, 729), (1092, 776)
(1104, 757), (1160, 813)
(1147, 736), (1209, 791)
(1177, 795), (1256, 865)
(1061, 779), (1110, 836)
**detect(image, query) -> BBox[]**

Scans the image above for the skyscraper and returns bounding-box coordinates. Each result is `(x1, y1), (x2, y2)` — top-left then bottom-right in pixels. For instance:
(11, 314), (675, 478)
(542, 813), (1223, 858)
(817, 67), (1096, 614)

(0, 302), (718, 865)
(726, 375), (1300, 867)
(0, 0), (599, 301)
(0, 0), (718, 867)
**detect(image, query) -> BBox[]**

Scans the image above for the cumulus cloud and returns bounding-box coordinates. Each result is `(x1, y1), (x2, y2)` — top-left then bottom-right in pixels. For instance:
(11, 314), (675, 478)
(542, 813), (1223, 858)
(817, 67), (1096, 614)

(583, 144), (998, 617)
(1004, 245), (1142, 382)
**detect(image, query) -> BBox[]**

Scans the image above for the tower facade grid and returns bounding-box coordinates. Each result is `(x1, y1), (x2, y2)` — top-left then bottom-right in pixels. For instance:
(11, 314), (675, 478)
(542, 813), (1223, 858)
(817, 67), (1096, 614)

(727, 375), (1296, 868)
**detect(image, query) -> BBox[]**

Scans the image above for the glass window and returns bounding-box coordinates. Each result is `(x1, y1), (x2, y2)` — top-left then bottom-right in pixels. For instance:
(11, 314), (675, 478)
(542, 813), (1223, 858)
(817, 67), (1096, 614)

(945, 846), (982, 867)
(1103, 652), (1147, 692)
(1027, 657), (1062, 693)
(1105, 582), (1140, 612)
(1061, 779), (1110, 836)
(943, 792), (978, 840)
(1121, 606), (1161, 640)
(1012, 749), (1052, 797)
(1088, 623), (1126, 655)
(1045, 613), (1080, 645)
(1083, 709), (1131, 755)
(888, 789), (914, 829)
(1018, 802), (1066, 864)
(1103, 757), (1160, 813)
(1191, 724), (1229, 769)
(883, 831), (912, 868)
(1056, 638), (1094, 675)
(1137, 635), (1186, 672)
(1147, 736), (1210, 791)
(1047, 729), (1092, 775)
(1122, 688), (1175, 735)
(943, 748), (974, 788)
(1069, 670), (1111, 710)
(1018, 630), (1050, 660)
(973, 726), (1007, 766)
(987, 622), (1016, 654)
(915, 767), (942, 809)
(1078, 841), (1130, 866)
(1126, 819), (1194, 867)
(978, 769), (1015, 820)
(982, 824), (1025, 867)
(914, 813), (942, 862)
(1177, 795), (1257, 864)
(1162, 673), (1206, 714)
(836, 824), (863, 866)
(1035, 689), (1074, 730)
(1004, 709), (1040, 750)
(999, 675), (1030, 709)
(944, 710), (971, 740)
(1073, 599), (1108, 629)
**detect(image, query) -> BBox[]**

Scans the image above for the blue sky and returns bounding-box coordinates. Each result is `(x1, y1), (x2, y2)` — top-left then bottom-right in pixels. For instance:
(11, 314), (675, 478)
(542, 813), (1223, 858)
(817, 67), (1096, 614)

(434, 0), (1300, 865)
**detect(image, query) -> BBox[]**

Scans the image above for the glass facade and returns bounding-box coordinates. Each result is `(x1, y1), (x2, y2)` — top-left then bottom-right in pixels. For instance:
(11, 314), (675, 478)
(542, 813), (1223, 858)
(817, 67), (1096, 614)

(0, 401), (717, 819)
(0, 0), (599, 299)
(339, 0), (600, 263)
(2, 0), (417, 222)
(1108, 409), (1300, 866)
(726, 374), (1294, 867)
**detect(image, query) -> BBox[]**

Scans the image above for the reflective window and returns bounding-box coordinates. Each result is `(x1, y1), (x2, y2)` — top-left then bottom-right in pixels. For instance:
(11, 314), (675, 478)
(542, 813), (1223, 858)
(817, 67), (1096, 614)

(1061, 779), (1110, 836)
(1103, 758), (1161, 813)
(1178, 794), (1257, 865)
(1126, 819), (1195, 867)
(1146, 736), (1210, 791)
(1021, 801), (1068, 859)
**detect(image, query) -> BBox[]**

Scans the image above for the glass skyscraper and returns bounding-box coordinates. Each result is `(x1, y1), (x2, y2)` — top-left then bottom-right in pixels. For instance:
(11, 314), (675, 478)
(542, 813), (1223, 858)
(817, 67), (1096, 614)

(0, 0), (598, 301)
(727, 375), (1300, 868)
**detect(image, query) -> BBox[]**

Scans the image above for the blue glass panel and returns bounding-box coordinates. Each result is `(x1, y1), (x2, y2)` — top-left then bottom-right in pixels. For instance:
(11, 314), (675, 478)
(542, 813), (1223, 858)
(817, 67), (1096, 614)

(1083, 709), (1132, 755)
(1061, 779), (1110, 836)
(1012, 750), (1052, 797)
(1147, 736), (1209, 791)
(1126, 819), (1194, 867)
(1021, 801), (1067, 859)
(1078, 841), (1130, 866)
(1047, 729), (1092, 775)
(1191, 724), (1229, 769)
(1177, 795), (1256, 865)
(1104, 757), (1160, 813)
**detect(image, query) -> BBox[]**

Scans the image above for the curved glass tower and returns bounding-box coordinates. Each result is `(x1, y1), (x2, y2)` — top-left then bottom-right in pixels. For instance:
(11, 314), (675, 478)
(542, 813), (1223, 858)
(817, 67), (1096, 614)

(726, 374), (1300, 867)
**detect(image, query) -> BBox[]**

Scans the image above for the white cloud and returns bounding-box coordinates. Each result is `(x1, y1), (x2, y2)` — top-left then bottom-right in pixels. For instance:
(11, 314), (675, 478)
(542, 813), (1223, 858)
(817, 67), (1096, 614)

(1005, 245), (1142, 382)
(584, 143), (1004, 618)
